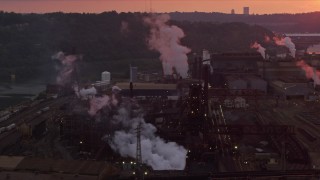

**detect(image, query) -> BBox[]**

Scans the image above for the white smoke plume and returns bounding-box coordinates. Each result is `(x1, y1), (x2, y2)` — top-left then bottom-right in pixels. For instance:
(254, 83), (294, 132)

(251, 42), (266, 59)
(79, 87), (97, 100)
(88, 94), (118, 116)
(52, 51), (78, 85)
(112, 86), (122, 93)
(88, 95), (110, 116)
(144, 14), (191, 78)
(120, 21), (129, 34)
(307, 44), (320, 54)
(108, 107), (187, 170)
(73, 85), (80, 98)
(296, 60), (320, 87)
(264, 35), (271, 43)
(273, 37), (296, 58)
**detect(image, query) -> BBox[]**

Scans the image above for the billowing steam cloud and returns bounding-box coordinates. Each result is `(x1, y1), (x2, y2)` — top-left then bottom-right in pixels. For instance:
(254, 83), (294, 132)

(251, 42), (266, 59)
(296, 60), (320, 87)
(52, 51), (78, 85)
(78, 87), (97, 100)
(144, 14), (191, 78)
(274, 37), (296, 58)
(108, 107), (187, 170)
(307, 44), (320, 54)
(88, 95), (118, 116)
(74, 86), (118, 116)
(264, 35), (271, 43)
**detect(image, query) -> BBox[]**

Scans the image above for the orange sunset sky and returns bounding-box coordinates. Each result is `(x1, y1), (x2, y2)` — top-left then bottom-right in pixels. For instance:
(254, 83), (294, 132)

(0, 0), (319, 14)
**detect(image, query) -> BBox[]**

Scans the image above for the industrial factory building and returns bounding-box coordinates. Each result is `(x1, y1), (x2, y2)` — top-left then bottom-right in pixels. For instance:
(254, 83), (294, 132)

(225, 75), (267, 92)
(210, 52), (262, 73)
(226, 76), (247, 90)
(0, 156), (120, 180)
(270, 78), (314, 99)
(246, 76), (268, 92)
(257, 61), (302, 80)
(115, 82), (179, 100)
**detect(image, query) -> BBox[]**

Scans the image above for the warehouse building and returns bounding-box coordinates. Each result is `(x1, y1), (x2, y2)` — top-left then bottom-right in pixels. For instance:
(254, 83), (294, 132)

(225, 75), (267, 92)
(225, 76), (247, 90)
(0, 156), (120, 180)
(245, 76), (268, 93)
(269, 78), (314, 99)
(115, 82), (179, 100)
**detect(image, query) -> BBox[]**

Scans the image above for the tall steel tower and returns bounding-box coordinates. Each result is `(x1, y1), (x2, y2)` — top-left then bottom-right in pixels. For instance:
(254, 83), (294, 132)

(135, 122), (143, 180)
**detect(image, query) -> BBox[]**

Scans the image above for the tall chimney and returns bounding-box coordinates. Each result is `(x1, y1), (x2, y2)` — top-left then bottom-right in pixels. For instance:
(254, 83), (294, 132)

(129, 65), (134, 98)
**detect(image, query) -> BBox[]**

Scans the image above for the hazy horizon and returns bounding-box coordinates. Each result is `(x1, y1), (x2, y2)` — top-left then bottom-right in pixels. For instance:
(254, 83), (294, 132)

(0, 0), (319, 15)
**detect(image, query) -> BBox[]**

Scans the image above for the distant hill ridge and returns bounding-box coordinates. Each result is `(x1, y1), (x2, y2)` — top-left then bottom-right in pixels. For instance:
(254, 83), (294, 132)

(0, 11), (273, 81)
(169, 12), (320, 32)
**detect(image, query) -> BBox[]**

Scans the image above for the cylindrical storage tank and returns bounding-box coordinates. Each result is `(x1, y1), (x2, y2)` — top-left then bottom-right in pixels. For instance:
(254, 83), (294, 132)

(101, 71), (111, 83)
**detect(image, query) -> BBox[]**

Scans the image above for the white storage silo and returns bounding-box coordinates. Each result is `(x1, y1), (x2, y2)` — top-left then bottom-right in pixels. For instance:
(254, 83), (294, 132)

(101, 71), (111, 84)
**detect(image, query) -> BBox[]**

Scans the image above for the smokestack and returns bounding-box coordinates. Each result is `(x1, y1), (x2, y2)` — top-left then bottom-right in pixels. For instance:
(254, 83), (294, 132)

(203, 64), (209, 109)
(129, 65), (135, 98)
(130, 82), (133, 98)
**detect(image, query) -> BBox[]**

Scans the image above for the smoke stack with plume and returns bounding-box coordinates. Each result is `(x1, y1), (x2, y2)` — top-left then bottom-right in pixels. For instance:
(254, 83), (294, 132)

(273, 37), (296, 58)
(144, 14), (191, 78)
(107, 106), (187, 170)
(251, 42), (266, 59)
(52, 51), (78, 85)
(296, 60), (320, 87)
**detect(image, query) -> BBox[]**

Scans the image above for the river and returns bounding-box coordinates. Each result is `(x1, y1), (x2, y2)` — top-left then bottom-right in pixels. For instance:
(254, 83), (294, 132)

(0, 82), (46, 110)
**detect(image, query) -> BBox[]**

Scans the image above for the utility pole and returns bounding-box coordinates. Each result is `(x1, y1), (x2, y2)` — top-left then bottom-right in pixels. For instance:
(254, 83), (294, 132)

(135, 122), (143, 180)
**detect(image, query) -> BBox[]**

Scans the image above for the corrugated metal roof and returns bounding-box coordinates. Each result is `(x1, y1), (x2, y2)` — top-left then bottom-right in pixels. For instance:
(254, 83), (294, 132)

(271, 80), (287, 88)
(0, 156), (24, 170)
